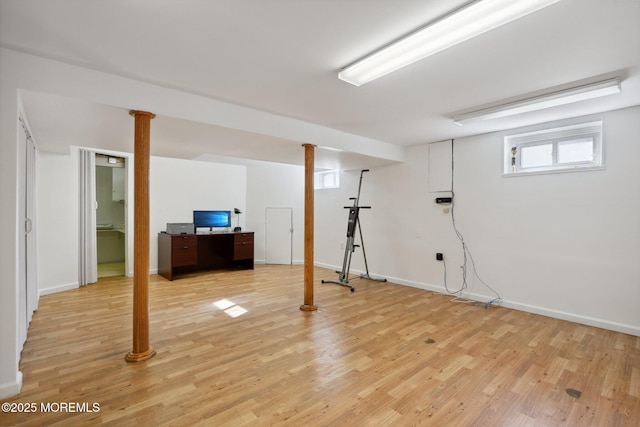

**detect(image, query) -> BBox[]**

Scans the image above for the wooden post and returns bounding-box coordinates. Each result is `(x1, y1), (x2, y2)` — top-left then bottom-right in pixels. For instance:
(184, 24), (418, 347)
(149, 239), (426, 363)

(125, 110), (157, 362)
(300, 143), (318, 311)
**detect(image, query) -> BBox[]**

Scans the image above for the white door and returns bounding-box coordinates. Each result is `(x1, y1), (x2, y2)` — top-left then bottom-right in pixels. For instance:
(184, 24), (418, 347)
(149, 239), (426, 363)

(18, 116), (38, 351)
(25, 131), (37, 321)
(265, 207), (292, 264)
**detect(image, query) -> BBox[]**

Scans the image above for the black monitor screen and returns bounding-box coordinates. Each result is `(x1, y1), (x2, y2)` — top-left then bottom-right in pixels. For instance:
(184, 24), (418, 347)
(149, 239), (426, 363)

(193, 210), (231, 228)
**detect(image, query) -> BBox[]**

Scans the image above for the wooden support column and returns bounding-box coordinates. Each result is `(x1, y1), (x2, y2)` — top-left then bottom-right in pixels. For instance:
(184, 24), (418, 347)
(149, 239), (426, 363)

(300, 143), (318, 311)
(125, 110), (157, 362)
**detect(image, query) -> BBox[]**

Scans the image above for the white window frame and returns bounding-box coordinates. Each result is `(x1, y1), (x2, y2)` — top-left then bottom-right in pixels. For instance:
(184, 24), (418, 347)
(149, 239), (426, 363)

(504, 120), (604, 176)
(314, 170), (340, 189)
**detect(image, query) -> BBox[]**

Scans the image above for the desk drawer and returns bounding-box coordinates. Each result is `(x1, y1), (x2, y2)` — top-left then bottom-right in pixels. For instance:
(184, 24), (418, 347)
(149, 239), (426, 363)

(171, 235), (197, 266)
(172, 245), (197, 266)
(233, 232), (254, 260)
(171, 235), (196, 247)
(234, 233), (253, 243)
(233, 240), (254, 260)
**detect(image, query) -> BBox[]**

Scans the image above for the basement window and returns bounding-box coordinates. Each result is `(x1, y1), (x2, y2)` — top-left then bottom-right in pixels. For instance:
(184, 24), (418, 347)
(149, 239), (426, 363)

(504, 120), (603, 175)
(314, 170), (340, 189)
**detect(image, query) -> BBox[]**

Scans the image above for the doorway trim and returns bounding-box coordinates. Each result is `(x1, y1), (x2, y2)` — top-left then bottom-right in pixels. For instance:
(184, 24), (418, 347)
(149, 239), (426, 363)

(78, 147), (132, 281)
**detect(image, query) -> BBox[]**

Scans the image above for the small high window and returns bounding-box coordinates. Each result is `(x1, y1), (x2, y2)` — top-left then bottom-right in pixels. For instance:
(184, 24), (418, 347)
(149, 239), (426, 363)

(314, 170), (340, 189)
(504, 120), (603, 175)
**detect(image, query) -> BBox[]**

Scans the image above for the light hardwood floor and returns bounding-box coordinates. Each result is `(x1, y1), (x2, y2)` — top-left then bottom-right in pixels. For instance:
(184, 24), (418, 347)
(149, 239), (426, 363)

(2, 265), (638, 426)
(97, 262), (125, 278)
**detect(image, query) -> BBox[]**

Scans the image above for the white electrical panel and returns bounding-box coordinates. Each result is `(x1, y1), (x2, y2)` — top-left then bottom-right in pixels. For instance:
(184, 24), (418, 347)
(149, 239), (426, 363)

(428, 140), (452, 193)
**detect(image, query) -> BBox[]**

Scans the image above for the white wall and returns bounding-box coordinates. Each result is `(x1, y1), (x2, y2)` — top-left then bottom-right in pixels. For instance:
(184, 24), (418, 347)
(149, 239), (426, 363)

(36, 152), (247, 294)
(0, 54), (21, 399)
(36, 151), (79, 294)
(314, 158), (447, 285)
(149, 156), (246, 273)
(315, 107), (640, 335)
(0, 46), (402, 400)
(33, 109), (640, 336)
(449, 108), (639, 332)
(246, 162), (305, 263)
(2, 45), (638, 401)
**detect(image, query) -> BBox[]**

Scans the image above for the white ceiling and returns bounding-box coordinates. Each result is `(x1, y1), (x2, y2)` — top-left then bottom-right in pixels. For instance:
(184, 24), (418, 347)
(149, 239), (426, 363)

(1, 0), (639, 169)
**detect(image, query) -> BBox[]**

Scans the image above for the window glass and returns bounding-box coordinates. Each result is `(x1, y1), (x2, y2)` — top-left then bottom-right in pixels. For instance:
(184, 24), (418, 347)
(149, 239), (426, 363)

(314, 170), (340, 189)
(557, 137), (593, 164)
(521, 144), (553, 168)
(323, 173), (336, 187)
(504, 120), (603, 175)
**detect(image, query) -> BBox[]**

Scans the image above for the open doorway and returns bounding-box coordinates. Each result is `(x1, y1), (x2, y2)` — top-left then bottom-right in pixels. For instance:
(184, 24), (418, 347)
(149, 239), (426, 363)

(95, 154), (126, 278)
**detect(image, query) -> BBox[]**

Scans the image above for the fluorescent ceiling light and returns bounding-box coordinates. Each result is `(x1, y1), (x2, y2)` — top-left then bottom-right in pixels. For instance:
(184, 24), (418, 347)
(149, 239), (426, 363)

(338, 0), (560, 86)
(453, 78), (621, 124)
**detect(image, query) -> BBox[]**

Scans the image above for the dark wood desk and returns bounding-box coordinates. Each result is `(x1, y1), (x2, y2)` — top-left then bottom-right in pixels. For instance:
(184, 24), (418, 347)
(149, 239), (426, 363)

(158, 231), (254, 281)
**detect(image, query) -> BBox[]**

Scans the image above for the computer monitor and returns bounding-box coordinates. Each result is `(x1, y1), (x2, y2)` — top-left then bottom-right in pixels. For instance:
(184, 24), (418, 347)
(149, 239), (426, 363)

(193, 210), (231, 230)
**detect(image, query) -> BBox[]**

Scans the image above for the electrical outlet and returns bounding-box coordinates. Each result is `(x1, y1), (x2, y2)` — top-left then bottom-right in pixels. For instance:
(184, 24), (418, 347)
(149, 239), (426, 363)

(436, 253), (443, 261)
(340, 242), (345, 250)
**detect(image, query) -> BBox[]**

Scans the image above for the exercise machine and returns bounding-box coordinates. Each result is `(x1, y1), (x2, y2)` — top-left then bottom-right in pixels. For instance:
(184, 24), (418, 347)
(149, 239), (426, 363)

(322, 169), (386, 291)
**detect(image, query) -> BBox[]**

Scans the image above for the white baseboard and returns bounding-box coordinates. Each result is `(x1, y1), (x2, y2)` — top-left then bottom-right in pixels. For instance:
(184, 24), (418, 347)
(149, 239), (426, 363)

(500, 300), (640, 336)
(35, 265), (640, 336)
(0, 371), (22, 399)
(254, 259), (304, 265)
(39, 281), (79, 297)
(314, 261), (338, 272)
(314, 263), (640, 337)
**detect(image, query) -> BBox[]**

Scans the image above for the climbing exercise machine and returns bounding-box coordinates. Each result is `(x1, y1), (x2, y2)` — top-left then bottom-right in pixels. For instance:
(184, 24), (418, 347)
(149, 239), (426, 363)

(322, 169), (386, 291)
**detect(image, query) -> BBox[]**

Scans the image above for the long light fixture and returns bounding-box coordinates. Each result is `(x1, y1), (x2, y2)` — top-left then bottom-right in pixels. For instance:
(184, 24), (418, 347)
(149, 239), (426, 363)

(453, 78), (621, 124)
(338, 0), (560, 86)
